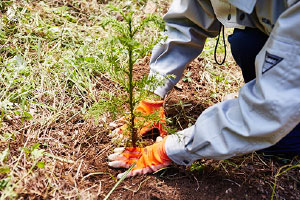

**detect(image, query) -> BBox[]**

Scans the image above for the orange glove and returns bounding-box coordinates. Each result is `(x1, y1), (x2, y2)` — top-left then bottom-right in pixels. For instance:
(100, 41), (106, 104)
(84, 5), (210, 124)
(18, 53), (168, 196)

(108, 136), (171, 179)
(112, 99), (167, 137)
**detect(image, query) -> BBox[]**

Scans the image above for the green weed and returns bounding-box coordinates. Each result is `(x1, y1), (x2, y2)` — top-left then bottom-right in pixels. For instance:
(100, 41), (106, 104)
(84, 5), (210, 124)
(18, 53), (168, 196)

(182, 71), (192, 83)
(271, 162), (300, 200)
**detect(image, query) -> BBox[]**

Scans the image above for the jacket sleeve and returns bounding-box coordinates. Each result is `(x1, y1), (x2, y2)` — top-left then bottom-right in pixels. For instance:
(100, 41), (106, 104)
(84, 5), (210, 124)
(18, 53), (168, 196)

(165, 2), (300, 165)
(149, 0), (220, 98)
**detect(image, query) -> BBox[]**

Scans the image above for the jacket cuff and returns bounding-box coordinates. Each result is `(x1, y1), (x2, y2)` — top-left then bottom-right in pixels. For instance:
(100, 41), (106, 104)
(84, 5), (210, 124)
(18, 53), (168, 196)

(148, 70), (175, 98)
(164, 128), (201, 166)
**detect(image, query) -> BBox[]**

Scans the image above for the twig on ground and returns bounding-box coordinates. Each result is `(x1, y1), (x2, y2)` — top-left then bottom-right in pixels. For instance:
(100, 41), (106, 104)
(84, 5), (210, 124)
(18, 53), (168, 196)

(82, 172), (117, 182)
(97, 181), (102, 197)
(45, 153), (74, 164)
(223, 179), (241, 187)
(75, 160), (83, 179)
(123, 177), (151, 193)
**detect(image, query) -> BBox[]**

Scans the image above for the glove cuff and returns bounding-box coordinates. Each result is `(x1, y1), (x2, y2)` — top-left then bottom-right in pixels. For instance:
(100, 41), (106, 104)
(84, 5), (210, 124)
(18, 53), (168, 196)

(136, 99), (164, 115)
(140, 99), (164, 108)
(158, 136), (171, 162)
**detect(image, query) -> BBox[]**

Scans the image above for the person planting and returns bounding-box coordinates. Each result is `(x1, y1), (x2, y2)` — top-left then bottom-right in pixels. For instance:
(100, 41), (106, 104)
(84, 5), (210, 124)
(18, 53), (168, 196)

(108, 0), (300, 178)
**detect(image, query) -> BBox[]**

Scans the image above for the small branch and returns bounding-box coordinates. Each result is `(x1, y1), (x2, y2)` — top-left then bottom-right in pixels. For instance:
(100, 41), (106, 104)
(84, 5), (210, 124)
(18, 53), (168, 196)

(82, 172), (117, 182)
(45, 153), (74, 164)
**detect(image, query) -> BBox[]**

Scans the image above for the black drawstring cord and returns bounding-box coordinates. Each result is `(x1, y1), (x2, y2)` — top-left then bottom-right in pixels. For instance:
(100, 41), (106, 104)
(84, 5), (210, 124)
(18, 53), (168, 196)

(214, 24), (226, 65)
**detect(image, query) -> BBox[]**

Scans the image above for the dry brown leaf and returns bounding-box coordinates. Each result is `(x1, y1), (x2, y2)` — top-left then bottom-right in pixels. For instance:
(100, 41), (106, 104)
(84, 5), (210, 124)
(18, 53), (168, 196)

(144, 1), (157, 14)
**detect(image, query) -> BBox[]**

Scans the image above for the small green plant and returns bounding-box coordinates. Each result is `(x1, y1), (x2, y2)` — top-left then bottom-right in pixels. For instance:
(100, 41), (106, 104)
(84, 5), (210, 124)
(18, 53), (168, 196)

(0, 1), (12, 12)
(0, 143), (46, 199)
(0, 148), (10, 174)
(182, 71), (192, 83)
(88, 4), (167, 147)
(22, 143), (45, 168)
(190, 161), (206, 173)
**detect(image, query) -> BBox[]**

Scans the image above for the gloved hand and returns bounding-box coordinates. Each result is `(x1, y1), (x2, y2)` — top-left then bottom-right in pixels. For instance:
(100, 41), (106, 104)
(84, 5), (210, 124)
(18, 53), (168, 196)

(108, 136), (171, 179)
(111, 99), (167, 137)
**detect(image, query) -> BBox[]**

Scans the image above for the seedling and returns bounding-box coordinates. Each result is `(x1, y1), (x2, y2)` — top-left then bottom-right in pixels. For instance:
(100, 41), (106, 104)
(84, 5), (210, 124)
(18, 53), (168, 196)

(190, 161), (206, 173)
(182, 71), (192, 83)
(88, 4), (167, 147)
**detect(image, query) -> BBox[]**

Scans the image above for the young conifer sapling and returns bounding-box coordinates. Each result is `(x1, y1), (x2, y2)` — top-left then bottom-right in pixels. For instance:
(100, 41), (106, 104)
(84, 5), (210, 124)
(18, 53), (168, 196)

(88, 4), (167, 147)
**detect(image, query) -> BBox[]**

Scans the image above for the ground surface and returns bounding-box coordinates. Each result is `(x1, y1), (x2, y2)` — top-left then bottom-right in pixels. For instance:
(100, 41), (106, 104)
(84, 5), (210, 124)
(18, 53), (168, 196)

(0, 1), (299, 199)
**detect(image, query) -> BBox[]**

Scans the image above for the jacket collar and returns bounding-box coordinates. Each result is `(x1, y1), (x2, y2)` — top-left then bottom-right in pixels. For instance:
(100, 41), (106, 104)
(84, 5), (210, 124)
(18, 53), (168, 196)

(229, 0), (257, 14)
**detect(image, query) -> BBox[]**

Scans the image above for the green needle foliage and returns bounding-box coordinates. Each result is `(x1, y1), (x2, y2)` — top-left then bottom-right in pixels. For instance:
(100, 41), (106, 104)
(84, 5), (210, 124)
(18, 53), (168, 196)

(88, 4), (167, 147)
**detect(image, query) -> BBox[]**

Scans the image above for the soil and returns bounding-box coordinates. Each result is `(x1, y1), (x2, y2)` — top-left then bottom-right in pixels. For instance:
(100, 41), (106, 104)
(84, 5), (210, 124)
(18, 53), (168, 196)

(6, 56), (298, 200)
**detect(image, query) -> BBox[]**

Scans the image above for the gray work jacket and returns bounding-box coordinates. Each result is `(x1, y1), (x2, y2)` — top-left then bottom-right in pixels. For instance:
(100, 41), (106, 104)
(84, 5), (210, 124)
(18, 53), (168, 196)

(149, 0), (300, 165)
